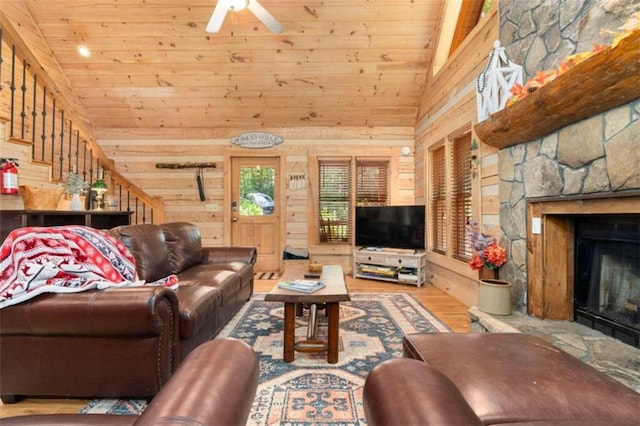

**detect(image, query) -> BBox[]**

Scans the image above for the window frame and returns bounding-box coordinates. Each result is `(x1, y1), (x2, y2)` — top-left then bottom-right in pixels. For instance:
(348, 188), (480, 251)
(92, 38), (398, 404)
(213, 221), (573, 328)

(316, 156), (391, 245)
(427, 129), (474, 264)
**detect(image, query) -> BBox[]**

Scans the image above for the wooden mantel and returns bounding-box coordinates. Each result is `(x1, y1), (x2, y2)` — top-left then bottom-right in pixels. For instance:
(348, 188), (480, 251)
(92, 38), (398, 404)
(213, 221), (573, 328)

(474, 30), (640, 148)
(526, 191), (640, 320)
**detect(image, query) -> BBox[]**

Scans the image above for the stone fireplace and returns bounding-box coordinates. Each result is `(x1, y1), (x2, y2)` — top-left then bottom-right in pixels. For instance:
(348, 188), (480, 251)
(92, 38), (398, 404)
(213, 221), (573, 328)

(524, 194), (640, 348)
(490, 1), (640, 346)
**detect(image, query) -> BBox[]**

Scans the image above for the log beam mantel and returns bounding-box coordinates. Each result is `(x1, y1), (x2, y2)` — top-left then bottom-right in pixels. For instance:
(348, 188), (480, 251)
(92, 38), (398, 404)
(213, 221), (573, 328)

(474, 30), (640, 149)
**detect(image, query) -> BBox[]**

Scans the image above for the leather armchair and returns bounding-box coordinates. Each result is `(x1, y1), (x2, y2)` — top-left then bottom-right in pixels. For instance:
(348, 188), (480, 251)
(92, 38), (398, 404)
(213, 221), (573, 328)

(0, 337), (260, 426)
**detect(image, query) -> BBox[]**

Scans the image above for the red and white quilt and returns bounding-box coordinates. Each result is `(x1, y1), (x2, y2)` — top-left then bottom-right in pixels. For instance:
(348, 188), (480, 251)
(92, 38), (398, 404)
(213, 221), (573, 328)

(0, 225), (178, 309)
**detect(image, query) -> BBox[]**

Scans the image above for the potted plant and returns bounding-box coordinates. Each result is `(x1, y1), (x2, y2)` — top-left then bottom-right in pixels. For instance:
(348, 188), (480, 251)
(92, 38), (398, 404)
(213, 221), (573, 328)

(467, 219), (511, 315)
(61, 172), (88, 211)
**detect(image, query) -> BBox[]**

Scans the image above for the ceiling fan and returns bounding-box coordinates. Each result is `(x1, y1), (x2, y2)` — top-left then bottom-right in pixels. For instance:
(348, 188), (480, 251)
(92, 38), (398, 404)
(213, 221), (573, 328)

(206, 0), (283, 34)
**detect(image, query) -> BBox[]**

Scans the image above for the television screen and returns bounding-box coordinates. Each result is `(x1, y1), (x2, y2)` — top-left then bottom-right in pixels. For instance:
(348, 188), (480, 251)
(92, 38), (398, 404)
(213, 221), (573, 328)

(355, 205), (425, 250)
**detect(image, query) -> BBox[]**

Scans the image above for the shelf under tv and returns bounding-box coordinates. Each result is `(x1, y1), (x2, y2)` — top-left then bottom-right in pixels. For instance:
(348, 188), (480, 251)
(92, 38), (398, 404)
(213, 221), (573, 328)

(353, 248), (426, 287)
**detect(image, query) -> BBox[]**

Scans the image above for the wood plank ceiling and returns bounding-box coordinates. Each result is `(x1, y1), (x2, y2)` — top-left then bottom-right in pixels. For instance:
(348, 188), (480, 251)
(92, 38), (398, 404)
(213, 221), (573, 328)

(5, 0), (448, 133)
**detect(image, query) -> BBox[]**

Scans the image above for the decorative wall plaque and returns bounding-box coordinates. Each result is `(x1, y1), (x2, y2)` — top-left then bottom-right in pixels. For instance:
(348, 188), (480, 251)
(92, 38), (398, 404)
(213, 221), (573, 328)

(230, 132), (284, 149)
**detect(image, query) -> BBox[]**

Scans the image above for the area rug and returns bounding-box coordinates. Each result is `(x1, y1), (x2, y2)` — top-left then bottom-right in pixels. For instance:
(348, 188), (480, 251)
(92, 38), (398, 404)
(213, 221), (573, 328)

(80, 292), (450, 424)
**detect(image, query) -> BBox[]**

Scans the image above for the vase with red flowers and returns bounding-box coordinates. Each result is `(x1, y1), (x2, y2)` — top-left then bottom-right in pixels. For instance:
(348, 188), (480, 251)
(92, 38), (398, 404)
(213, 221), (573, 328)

(467, 219), (511, 315)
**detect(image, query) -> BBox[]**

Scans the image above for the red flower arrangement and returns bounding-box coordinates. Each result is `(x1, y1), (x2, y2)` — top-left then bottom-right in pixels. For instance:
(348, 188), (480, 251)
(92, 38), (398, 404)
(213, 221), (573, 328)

(467, 219), (507, 271)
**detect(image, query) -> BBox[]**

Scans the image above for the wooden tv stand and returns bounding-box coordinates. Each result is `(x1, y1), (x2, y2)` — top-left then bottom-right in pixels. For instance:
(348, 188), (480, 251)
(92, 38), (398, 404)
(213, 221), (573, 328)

(353, 248), (427, 287)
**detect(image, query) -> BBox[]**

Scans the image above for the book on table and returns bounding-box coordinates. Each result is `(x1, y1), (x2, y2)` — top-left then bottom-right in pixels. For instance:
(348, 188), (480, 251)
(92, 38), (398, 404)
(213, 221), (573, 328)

(277, 279), (326, 293)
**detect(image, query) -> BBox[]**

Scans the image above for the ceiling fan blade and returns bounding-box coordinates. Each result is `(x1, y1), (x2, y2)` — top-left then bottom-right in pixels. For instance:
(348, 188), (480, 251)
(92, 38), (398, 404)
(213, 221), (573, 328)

(206, 0), (231, 33)
(247, 0), (283, 33)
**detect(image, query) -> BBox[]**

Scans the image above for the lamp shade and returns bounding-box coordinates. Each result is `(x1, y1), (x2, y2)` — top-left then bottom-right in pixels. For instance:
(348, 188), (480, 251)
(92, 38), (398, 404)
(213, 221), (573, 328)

(91, 179), (107, 190)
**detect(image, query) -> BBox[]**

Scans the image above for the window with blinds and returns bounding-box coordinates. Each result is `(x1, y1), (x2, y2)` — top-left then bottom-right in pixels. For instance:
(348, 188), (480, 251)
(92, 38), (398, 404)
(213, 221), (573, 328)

(450, 133), (473, 260)
(430, 146), (446, 254)
(318, 159), (352, 243)
(317, 158), (390, 244)
(356, 159), (390, 206)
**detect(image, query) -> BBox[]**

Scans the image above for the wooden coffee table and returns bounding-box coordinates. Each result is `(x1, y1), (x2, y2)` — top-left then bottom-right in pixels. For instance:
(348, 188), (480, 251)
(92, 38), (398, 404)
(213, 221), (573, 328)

(264, 265), (350, 363)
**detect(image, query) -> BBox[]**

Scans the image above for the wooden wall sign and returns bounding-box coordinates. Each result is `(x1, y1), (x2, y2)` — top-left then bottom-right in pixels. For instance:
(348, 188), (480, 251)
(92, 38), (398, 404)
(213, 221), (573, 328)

(230, 132), (284, 149)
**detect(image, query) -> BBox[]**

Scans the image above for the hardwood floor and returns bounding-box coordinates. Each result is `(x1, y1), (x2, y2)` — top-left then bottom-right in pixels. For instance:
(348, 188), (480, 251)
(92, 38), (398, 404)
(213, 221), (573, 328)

(0, 275), (470, 419)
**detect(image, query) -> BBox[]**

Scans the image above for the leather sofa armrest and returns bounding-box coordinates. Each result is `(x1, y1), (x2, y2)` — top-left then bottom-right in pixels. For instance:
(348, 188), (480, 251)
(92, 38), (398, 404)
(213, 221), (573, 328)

(134, 337), (260, 426)
(363, 358), (483, 426)
(0, 287), (179, 336)
(201, 246), (257, 265)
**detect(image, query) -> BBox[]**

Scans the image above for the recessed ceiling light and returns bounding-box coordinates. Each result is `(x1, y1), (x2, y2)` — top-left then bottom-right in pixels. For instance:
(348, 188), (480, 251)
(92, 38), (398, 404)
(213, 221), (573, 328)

(77, 45), (91, 58)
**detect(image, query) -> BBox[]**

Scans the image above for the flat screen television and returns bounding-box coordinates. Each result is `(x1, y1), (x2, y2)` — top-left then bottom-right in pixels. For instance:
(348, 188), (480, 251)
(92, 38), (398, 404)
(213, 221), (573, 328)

(355, 205), (425, 250)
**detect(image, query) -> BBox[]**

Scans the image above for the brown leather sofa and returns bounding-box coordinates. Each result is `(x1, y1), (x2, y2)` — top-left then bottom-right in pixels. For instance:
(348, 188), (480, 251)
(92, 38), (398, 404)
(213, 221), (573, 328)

(0, 222), (257, 403)
(363, 333), (640, 426)
(0, 337), (260, 426)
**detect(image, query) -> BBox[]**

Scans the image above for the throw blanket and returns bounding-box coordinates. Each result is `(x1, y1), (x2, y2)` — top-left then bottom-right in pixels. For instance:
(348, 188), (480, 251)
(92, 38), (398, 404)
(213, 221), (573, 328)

(0, 225), (178, 309)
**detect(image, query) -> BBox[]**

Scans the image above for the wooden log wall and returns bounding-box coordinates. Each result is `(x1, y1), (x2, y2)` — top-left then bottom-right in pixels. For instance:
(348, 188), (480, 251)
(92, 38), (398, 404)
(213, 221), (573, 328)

(413, 5), (499, 307)
(97, 127), (415, 250)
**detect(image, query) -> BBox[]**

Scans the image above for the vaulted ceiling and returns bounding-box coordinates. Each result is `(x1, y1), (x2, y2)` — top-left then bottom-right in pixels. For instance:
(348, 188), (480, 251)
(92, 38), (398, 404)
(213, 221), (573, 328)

(1, 0), (481, 136)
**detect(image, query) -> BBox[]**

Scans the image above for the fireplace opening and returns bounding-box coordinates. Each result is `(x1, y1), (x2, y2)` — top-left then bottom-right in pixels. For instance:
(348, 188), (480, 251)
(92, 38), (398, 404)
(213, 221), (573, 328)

(574, 215), (640, 348)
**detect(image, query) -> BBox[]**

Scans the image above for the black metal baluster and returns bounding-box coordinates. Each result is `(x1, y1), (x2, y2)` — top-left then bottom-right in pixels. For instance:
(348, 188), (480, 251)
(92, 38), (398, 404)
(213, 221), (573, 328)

(135, 198), (139, 224)
(150, 208), (154, 224)
(142, 203), (147, 224)
(82, 140), (87, 180)
(88, 151), (94, 185)
(58, 110), (65, 179)
(9, 45), (16, 137)
(67, 121), (73, 172)
(20, 59), (27, 139)
(40, 86), (47, 161)
(50, 98), (56, 164)
(31, 75), (37, 148)
(74, 131), (80, 173)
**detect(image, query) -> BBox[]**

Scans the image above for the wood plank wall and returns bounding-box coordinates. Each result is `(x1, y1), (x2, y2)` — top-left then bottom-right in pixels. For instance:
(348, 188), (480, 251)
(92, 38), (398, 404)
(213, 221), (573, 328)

(97, 127), (415, 253)
(413, 6), (499, 306)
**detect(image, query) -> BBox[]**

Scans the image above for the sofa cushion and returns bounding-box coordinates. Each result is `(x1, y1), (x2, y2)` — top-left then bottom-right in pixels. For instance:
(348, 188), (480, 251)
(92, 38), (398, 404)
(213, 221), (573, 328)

(402, 333), (640, 426)
(207, 261), (254, 286)
(160, 222), (203, 274)
(177, 267), (242, 304)
(110, 224), (172, 283)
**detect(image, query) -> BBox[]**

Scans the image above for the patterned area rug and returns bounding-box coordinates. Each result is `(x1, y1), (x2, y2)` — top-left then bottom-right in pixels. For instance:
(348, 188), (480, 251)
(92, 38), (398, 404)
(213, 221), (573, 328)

(80, 292), (450, 424)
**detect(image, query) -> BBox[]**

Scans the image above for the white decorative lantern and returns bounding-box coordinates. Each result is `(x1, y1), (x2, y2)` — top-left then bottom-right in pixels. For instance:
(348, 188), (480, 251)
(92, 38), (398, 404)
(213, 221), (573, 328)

(476, 41), (523, 122)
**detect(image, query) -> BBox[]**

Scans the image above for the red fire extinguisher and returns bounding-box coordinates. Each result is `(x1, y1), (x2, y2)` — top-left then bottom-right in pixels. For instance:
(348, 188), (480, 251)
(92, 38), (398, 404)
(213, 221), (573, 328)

(0, 158), (19, 195)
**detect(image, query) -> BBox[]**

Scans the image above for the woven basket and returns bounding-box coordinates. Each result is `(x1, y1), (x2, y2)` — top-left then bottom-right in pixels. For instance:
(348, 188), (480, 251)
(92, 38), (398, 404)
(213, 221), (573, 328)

(19, 186), (65, 210)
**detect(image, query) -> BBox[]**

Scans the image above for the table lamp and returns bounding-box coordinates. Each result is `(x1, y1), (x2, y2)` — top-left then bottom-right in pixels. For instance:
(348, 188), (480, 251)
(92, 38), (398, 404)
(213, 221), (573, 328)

(91, 179), (108, 211)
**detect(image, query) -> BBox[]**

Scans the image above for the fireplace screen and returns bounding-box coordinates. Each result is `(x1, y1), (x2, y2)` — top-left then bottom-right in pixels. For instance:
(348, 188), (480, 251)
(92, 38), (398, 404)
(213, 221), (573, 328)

(574, 215), (640, 348)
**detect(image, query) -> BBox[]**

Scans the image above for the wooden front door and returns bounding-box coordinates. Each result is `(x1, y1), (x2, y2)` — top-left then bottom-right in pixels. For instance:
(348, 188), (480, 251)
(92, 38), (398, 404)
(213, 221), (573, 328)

(231, 157), (280, 272)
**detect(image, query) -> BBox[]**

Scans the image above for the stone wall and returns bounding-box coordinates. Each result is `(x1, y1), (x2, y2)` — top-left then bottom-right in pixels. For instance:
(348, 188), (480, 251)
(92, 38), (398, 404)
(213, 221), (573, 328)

(496, 0), (640, 311)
